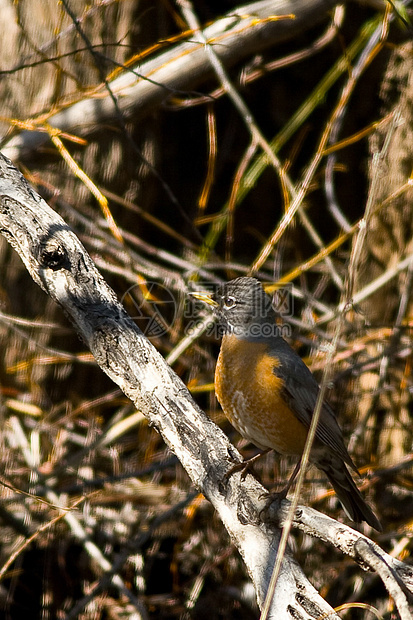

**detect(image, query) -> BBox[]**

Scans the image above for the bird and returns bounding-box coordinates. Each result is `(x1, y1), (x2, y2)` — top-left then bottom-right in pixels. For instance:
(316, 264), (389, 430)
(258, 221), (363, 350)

(191, 276), (381, 530)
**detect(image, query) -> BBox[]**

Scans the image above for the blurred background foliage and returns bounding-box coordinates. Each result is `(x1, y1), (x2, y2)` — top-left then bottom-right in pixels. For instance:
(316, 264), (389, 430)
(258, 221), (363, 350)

(0, 0), (412, 618)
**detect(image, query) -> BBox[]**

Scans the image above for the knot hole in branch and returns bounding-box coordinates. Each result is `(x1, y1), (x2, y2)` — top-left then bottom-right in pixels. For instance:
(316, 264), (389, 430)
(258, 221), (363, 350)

(38, 239), (69, 271)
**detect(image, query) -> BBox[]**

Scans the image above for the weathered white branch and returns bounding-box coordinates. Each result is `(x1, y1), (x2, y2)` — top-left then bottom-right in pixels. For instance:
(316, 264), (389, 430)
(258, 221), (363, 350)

(277, 502), (413, 618)
(0, 151), (340, 618)
(2, 0), (337, 161)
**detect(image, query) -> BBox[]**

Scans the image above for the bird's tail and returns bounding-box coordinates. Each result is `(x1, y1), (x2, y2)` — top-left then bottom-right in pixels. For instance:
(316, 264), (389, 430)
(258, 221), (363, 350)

(317, 456), (382, 531)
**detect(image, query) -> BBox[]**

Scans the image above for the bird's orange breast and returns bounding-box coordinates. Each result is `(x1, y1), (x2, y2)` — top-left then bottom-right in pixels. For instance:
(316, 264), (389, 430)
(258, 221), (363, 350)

(215, 334), (308, 455)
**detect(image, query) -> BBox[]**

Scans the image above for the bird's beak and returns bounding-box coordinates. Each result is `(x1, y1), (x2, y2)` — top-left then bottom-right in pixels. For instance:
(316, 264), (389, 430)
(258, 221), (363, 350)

(188, 291), (218, 307)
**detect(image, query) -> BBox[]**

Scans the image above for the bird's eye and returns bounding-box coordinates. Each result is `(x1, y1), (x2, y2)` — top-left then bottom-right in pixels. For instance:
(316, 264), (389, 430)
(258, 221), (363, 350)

(223, 296), (236, 309)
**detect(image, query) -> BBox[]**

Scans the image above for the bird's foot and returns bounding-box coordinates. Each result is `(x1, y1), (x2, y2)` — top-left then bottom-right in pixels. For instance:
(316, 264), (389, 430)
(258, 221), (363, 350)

(260, 485), (289, 502)
(259, 488), (290, 522)
(259, 460), (302, 520)
(224, 448), (271, 483)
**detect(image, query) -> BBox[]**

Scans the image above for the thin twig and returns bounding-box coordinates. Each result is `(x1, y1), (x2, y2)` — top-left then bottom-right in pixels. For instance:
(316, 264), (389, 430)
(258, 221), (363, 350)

(176, 0), (293, 195)
(178, 0), (343, 289)
(251, 12), (391, 275)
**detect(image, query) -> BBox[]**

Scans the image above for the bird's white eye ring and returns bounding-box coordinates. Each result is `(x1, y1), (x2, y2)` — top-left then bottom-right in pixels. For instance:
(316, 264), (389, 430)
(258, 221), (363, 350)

(223, 296), (236, 309)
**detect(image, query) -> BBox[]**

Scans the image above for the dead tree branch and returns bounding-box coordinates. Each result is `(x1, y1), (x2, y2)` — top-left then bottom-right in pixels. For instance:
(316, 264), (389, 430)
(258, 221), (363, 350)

(0, 151), (339, 618)
(277, 502), (413, 617)
(2, 0), (337, 161)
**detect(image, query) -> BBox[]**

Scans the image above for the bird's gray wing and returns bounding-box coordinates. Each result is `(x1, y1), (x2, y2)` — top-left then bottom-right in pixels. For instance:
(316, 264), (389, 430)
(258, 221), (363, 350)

(270, 339), (356, 469)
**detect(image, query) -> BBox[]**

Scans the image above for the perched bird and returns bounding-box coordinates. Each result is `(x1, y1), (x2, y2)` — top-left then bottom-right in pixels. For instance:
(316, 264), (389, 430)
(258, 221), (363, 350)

(192, 277), (381, 530)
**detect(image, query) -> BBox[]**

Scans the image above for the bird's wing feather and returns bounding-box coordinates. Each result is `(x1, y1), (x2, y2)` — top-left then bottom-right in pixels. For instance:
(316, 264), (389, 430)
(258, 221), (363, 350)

(270, 339), (356, 469)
